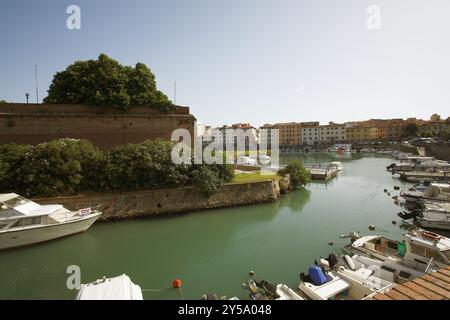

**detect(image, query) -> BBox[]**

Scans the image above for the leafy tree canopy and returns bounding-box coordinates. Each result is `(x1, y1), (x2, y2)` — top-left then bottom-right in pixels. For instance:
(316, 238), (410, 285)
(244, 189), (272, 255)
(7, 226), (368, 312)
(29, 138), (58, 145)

(43, 54), (174, 111)
(0, 139), (234, 197)
(278, 160), (310, 189)
(0, 99), (7, 104)
(403, 123), (419, 138)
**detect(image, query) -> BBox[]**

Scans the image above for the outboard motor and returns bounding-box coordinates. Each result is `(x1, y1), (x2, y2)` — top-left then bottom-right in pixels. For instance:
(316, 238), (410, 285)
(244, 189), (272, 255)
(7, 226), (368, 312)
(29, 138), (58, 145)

(326, 253), (339, 270)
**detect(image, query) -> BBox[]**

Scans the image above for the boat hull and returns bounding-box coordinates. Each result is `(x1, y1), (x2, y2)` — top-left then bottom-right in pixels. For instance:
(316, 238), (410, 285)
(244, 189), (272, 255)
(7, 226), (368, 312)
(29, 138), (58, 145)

(0, 213), (101, 250)
(416, 218), (450, 231)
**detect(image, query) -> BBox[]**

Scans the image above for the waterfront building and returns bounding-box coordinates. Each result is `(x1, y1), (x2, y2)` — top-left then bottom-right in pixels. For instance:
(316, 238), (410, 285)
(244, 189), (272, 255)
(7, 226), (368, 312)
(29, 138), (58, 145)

(276, 122), (303, 146)
(318, 122), (347, 144)
(430, 114), (441, 122)
(346, 126), (379, 142)
(214, 123), (258, 151)
(301, 124), (320, 145)
(259, 123), (275, 149)
(419, 122), (445, 137)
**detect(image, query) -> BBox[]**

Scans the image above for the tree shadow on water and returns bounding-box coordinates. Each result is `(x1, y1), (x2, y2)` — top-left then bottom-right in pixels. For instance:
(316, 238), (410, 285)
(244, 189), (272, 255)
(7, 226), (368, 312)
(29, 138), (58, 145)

(278, 188), (311, 213)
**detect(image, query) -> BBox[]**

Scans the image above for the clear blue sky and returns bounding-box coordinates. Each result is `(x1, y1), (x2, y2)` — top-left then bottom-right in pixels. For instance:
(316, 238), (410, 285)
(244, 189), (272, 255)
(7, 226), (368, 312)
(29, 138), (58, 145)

(1, 0), (449, 127)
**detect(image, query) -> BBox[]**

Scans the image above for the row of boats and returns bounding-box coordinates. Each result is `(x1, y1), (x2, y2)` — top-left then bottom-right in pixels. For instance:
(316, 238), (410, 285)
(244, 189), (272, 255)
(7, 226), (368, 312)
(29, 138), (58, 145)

(395, 182), (450, 231)
(75, 227), (450, 300)
(200, 154), (450, 300)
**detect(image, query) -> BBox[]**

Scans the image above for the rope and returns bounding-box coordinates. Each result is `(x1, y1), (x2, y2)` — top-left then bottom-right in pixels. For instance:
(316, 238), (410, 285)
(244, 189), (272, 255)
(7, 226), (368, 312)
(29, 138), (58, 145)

(140, 286), (185, 300)
(141, 288), (170, 292)
(178, 287), (184, 300)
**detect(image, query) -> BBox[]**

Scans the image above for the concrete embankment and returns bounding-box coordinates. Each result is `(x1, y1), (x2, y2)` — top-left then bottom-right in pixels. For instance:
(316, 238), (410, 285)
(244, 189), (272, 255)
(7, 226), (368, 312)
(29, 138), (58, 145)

(33, 179), (286, 222)
(423, 143), (450, 161)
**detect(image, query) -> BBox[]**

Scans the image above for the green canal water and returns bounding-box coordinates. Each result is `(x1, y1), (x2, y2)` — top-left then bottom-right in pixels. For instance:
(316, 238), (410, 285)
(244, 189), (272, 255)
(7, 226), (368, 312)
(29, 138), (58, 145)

(0, 153), (414, 300)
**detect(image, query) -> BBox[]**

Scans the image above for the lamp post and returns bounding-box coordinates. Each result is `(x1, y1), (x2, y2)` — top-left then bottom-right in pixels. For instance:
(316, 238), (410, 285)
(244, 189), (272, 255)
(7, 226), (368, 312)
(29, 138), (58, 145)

(25, 93), (30, 104)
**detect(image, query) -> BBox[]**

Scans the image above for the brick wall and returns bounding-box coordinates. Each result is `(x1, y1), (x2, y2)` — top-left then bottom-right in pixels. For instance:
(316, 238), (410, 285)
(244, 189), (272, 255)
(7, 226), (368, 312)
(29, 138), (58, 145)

(0, 103), (195, 148)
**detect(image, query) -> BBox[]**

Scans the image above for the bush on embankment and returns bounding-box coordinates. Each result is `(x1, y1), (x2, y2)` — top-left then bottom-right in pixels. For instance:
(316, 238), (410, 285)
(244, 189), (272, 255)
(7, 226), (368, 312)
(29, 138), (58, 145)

(278, 160), (310, 189)
(0, 139), (234, 197)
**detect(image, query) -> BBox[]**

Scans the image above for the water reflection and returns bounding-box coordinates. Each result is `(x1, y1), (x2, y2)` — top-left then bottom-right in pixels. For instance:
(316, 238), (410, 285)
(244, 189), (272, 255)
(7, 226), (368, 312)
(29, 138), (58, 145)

(278, 188), (311, 212)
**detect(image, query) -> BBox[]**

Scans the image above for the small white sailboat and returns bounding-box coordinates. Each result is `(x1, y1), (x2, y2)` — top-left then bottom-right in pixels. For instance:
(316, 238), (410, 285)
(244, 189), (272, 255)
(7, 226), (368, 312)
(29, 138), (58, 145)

(0, 193), (102, 250)
(76, 274), (143, 300)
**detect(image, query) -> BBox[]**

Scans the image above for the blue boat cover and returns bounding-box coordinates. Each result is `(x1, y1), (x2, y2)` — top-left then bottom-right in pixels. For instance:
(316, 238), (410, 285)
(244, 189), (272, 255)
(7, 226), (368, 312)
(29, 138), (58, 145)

(309, 265), (328, 286)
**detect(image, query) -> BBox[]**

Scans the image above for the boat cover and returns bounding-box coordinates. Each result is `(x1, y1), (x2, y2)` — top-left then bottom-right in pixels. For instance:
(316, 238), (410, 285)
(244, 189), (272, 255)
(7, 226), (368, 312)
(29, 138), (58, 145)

(309, 266), (328, 286)
(76, 274), (143, 300)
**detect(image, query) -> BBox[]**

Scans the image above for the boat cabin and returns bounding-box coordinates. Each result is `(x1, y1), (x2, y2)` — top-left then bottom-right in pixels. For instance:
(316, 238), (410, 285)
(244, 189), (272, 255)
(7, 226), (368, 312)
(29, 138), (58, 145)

(0, 193), (70, 230)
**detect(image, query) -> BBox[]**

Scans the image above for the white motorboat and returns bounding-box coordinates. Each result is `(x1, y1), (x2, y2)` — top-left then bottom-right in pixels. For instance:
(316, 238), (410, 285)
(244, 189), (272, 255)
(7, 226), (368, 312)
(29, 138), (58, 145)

(387, 159), (450, 173)
(329, 162), (343, 172)
(341, 254), (425, 284)
(401, 183), (450, 203)
(421, 200), (450, 213)
(415, 211), (450, 231)
(0, 193), (102, 250)
(258, 155), (271, 165)
(76, 274), (143, 300)
(346, 229), (450, 271)
(275, 284), (304, 300)
(244, 272), (304, 300)
(237, 156), (257, 166)
(298, 257), (392, 300)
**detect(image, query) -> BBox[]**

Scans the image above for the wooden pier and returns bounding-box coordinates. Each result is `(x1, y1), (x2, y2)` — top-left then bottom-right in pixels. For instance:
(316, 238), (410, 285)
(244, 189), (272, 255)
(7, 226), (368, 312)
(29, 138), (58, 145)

(304, 164), (340, 181)
(369, 266), (450, 300)
(234, 163), (341, 181)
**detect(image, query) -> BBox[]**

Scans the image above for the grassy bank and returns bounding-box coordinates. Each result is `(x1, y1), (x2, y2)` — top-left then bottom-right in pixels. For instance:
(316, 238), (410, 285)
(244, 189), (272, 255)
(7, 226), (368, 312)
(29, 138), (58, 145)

(231, 173), (279, 183)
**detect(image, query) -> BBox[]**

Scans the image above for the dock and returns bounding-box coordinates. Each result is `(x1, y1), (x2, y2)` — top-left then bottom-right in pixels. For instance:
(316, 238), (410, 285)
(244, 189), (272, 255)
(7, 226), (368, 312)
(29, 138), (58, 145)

(234, 163), (341, 181)
(369, 266), (450, 300)
(304, 164), (340, 181)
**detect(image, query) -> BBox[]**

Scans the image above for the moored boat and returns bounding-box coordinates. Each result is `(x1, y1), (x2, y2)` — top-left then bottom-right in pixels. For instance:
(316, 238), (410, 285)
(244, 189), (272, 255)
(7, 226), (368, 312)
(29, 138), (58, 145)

(401, 183), (450, 203)
(345, 229), (450, 271)
(298, 255), (392, 300)
(0, 193), (102, 250)
(76, 274), (143, 300)
(243, 271), (304, 300)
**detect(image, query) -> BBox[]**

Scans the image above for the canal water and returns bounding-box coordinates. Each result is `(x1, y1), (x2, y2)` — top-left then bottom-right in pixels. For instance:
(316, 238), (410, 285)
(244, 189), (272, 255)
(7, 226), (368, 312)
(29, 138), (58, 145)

(0, 153), (414, 299)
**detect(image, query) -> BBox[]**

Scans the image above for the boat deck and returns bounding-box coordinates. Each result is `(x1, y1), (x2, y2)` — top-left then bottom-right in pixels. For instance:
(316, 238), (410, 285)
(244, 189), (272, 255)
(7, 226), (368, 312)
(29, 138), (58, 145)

(400, 171), (450, 181)
(369, 266), (450, 300)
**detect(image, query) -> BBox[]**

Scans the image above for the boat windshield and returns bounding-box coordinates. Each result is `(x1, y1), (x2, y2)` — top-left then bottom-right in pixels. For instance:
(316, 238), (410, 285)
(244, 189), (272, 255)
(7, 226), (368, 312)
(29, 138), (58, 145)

(2, 196), (31, 209)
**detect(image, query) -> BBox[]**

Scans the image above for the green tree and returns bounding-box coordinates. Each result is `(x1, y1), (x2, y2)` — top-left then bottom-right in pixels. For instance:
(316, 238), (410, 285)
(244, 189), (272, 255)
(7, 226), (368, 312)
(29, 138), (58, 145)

(13, 139), (104, 197)
(403, 123), (419, 138)
(44, 54), (174, 111)
(0, 144), (33, 192)
(0, 100), (7, 104)
(278, 160), (310, 189)
(106, 140), (191, 190)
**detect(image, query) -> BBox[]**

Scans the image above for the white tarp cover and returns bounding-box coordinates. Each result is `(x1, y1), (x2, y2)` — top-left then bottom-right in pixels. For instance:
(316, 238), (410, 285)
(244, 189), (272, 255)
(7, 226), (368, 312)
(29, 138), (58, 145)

(76, 274), (143, 300)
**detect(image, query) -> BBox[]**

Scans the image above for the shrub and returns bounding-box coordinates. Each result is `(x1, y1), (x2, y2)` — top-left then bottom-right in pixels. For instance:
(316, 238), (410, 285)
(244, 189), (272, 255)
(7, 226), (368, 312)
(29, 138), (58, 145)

(278, 160), (310, 189)
(192, 165), (225, 196)
(0, 139), (234, 197)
